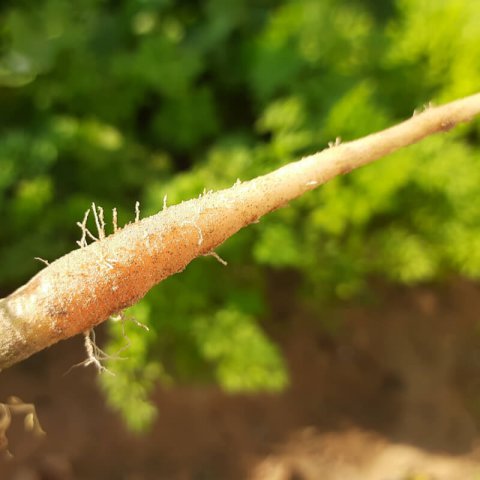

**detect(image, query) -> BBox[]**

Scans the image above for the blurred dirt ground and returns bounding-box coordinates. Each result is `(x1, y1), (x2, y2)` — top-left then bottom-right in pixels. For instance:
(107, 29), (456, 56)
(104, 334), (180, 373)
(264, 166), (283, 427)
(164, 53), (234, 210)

(2, 280), (480, 479)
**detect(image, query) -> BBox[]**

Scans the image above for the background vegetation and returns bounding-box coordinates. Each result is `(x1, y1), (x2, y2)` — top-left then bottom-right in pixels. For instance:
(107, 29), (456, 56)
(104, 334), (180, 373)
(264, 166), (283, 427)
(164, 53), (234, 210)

(0, 0), (479, 430)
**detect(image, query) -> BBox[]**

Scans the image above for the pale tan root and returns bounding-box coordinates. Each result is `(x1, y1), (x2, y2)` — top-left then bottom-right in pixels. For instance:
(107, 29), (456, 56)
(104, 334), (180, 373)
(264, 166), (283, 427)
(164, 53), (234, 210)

(34, 257), (50, 266)
(204, 251), (228, 266)
(0, 92), (479, 371)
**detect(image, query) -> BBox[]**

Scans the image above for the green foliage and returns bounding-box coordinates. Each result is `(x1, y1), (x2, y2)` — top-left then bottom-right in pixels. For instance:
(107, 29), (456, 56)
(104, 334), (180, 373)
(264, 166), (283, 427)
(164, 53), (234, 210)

(192, 307), (288, 392)
(0, 0), (479, 429)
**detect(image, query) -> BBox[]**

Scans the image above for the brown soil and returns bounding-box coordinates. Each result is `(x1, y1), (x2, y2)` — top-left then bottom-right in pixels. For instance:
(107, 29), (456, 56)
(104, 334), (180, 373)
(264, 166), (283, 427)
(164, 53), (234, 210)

(2, 279), (480, 479)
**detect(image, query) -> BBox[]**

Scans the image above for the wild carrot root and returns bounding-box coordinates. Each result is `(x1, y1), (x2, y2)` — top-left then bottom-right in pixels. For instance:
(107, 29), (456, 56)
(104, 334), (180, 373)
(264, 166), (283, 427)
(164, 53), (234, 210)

(1, 92), (480, 371)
